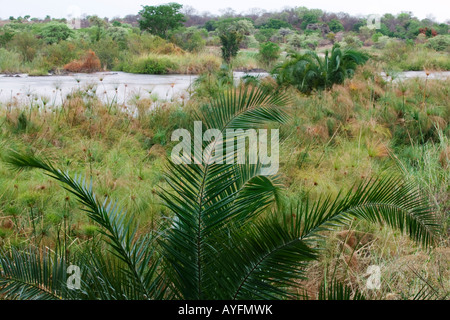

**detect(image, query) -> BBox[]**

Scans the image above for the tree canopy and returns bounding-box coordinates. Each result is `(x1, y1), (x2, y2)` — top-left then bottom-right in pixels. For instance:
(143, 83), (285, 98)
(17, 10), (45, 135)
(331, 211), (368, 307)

(138, 3), (185, 39)
(38, 22), (73, 44)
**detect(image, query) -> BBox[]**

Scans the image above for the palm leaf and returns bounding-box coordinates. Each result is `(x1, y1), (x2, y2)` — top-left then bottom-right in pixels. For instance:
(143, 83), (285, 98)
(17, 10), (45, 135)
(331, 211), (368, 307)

(4, 152), (162, 299)
(0, 247), (70, 300)
(318, 280), (366, 300)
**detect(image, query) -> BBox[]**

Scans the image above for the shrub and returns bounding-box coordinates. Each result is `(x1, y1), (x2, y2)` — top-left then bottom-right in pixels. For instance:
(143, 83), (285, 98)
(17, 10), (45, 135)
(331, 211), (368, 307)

(41, 41), (79, 70)
(90, 37), (121, 69)
(220, 31), (244, 64)
(0, 48), (23, 72)
(273, 44), (368, 94)
(64, 50), (101, 73)
(287, 34), (302, 50)
(171, 27), (206, 53)
(426, 35), (450, 52)
(119, 55), (177, 74)
(258, 41), (280, 69)
(241, 35), (260, 49)
(8, 32), (40, 62)
(372, 36), (392, 49)
(341, 35), (363, 48)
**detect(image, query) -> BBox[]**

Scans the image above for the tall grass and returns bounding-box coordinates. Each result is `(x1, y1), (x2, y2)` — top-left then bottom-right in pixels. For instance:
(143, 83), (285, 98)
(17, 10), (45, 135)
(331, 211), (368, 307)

(0, 48), (26, 73)
(378, 43), (450, 71)
(0, 64), (448, 298)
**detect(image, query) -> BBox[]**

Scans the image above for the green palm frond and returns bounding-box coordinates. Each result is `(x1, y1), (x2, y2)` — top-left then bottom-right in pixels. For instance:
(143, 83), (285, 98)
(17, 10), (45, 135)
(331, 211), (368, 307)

(4, 152), (162, 299)
(318, 280), (366, 300)
(289, 176), (439, 248)
(76, 246), (165, 300)
(208, 218), (317, 300)
(0, 247), (70, 300)
(159, 86), (290, 299)
(0, 85), (441, 301)
(206, 176), (439, 300)
(273, 44), (368, 93)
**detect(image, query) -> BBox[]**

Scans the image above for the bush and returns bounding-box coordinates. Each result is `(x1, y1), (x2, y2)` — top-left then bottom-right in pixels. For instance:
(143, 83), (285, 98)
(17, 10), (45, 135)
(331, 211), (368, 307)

(8, 32), (40, 62)
(258, 41), (280, 68)
(426, 35), (450, 52)
(120, 55), (178, 74)
(372, 35), (392, 49)
(341, 35), (363, 48)
(64, 50), (102, 73)
(171, 27), (206, 53)
(273, 44), (368, 94)
(41, 41), (80, 70)
(0, 48), (23, 72)
(303, 34), (321, 50)
(90, 37), (121, 69)
(287, 34), (302, 50)
(242, 35), (260, 49)
(220, 31), (243, 64)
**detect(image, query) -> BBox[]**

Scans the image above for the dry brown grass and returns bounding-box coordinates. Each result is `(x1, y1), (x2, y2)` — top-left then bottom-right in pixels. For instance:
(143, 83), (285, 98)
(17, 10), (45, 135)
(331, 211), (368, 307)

(64, 50), (101, 73)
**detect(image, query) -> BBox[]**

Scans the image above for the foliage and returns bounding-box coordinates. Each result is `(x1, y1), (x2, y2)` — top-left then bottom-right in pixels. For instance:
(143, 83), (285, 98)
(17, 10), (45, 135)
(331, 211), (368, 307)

(328, 19), (344, 33)
(63, 50), (101, 73)
(219, 31), (244, 64)
(258, 41), (281, 68)
(0, 48), (23, 72)
(426, 35), (450, 52)
(258, 19), (292, 30)
(39, 22), (73, 44)
(0, 84), (441, 300)
(8, 32), (40, 62)
(88, 16), (107, 42)
(171, 27), (206, 52)
(273, 44), (369, 93)
(138, 3), (186, 39)
(119, 55), (177, 74)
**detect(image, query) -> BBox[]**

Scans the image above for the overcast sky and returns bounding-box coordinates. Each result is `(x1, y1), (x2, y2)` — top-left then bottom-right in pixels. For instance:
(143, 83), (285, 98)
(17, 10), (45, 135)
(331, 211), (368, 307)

(1, 0), (449, 22)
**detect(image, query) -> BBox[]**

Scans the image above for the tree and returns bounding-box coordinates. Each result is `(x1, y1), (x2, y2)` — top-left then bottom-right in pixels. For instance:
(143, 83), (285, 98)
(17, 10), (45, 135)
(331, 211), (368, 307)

(9, 32), (40, 62)
(172, 27), (206, 52)
(259, 18), (292, 30)
(39, 22), (74, 44)
(88, 15), (107, 42)
(216, 18), (254, 35)
(138, 3), (185, 39)
(219, 31), (243, 64)
(0, 86), (440, 300)
(328, 19), (344, 33)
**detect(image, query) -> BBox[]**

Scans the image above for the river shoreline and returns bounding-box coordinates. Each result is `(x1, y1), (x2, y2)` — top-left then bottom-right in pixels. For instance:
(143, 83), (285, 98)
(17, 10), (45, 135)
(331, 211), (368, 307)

(0, 70), (448, 107)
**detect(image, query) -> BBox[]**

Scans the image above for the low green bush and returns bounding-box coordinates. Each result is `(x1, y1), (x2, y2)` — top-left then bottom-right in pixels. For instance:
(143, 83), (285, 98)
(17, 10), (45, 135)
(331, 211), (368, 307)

(119, 55), (178, 74)
(426, 35), (450, 52)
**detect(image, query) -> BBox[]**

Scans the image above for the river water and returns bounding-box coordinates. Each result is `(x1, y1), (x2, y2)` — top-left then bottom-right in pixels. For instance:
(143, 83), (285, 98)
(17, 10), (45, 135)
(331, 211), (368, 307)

(0, 71), (448, 107)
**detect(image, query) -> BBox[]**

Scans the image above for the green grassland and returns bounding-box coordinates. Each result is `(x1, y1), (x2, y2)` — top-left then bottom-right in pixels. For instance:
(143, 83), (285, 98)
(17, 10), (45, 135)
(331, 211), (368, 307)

(0, 7), (449, 300)
(0, 60), (448, 299)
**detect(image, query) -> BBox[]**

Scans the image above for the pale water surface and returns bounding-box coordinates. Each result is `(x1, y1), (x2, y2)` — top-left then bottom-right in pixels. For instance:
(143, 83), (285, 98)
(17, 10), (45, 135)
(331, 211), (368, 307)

(0, 71), (448, 107)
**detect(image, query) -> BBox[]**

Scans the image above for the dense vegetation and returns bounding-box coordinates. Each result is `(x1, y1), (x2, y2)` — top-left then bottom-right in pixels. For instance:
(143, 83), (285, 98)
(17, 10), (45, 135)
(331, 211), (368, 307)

(0, 5), (449, 76)
(0, 3), (449, 301)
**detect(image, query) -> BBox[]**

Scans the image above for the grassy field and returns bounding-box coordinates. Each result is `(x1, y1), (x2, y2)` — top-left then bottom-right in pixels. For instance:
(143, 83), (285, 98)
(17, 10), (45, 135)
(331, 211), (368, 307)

(0, 58), (448, 299)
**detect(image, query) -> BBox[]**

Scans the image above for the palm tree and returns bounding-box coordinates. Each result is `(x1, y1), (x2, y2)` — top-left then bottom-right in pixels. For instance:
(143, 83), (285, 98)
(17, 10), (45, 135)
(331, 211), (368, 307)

(0, 86), (440, 300)
(273, 44), (369, 94)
